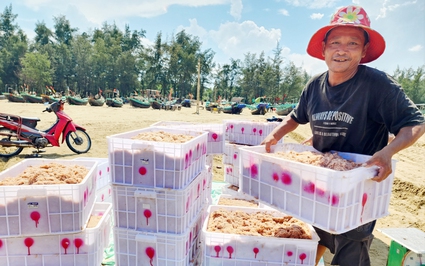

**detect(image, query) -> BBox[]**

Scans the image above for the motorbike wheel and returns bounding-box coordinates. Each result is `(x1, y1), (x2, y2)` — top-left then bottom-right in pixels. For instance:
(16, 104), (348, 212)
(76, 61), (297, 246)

(0, 128), (24, 158)
(66, 129), (92, 154)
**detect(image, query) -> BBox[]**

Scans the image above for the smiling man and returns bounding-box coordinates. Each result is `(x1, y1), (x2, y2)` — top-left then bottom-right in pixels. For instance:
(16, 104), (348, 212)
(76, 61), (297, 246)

(261, 5), (425, 266)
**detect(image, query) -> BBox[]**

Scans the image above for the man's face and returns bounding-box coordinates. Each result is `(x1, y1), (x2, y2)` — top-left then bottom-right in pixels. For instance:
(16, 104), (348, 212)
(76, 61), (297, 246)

(322, 26), (369, 74)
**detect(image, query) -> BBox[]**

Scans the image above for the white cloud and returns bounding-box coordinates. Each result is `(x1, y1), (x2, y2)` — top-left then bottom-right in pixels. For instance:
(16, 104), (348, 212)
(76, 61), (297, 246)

(21, 0), (230, 25)
(209, 21), (281, 61)
(376, 0), (417, 20)
(288, 53), (328, 75)
(285, 0), (339, 9)
(278, 9), (290, 16)
(310, 13), (324, 19)
(177, 18), (209, 44)
(408, 45), (423, 52)
(230, 0), (243, 20)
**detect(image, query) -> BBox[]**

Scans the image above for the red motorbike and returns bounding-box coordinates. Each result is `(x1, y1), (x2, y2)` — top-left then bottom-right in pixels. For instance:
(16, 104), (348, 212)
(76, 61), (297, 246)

(0, 99), (91, 158)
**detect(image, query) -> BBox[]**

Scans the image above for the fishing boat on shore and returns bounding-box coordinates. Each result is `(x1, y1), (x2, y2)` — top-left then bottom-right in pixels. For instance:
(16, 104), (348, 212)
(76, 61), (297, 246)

(67, 95), (89, 105)
(106, 97), (123, 108)
(251, 103), (269, 115)
(21, 92), (44, 104)
(129, 97), (151, 108)
(3, 92), (25, 103)
(275, 103), (295, 116)
(88, 96), (106, 106)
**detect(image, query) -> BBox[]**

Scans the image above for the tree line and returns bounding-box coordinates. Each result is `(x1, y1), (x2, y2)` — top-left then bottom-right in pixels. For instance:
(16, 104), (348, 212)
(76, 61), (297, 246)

(0, 4), (424, 104)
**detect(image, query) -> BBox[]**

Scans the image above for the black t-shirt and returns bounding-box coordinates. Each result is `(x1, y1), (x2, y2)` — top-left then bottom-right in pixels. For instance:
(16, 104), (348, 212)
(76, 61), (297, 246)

(291, 65), (425, 155)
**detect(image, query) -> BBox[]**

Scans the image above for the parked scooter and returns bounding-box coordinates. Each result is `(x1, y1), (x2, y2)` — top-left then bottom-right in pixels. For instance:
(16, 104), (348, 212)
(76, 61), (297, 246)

(0, 99), (91, 158)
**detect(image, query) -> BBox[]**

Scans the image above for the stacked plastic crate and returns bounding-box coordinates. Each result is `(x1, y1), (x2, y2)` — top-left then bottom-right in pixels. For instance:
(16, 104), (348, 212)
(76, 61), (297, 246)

(0, 158), (112, 266)
(74, 157), (112, 203)
(223, 119), (282, 190)
(238, 143), (397, 234)
(107, 126), (212, 266)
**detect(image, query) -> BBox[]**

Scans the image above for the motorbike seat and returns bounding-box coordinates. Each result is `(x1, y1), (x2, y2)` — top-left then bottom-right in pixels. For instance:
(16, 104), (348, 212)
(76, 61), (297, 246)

(21, 117), (41, 122)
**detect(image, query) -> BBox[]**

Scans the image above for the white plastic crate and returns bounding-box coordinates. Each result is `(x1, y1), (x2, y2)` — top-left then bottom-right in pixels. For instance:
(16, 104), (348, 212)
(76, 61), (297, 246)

(73, 157), (110, 191)
(96, 184), (112, 203)
(0, 159), (98, 237)
(202, 205), (319, 266)
(113, 205), (206, 266)
(112, 168), (212, 234)
(107, 127), (208, 189)
(150, 121), (195, 127)
(151, 121), (226, 155)
(239, 143), (397, 234)
(222, 142), (247, 165)
(223, 164), (239, 187)
(0, 202), (112, 266)
(224, 120), (282, 145)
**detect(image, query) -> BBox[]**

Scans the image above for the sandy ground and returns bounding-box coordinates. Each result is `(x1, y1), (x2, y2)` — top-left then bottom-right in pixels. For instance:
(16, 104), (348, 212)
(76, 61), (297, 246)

(1, 100), (424, 265)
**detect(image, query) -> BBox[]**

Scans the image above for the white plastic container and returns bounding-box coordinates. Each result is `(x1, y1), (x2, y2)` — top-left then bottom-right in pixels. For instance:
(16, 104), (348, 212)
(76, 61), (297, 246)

(239, 143), (397, 234)
(0, 202), (112, 266)
(223, 164), (239, 187)
(0, 159), (98, 237)
(73, 157), (110, 191)
(96, 184), (112, 203)
(151, 121), (226, 155)
(202, 205), (319, 266)
(112, 168), (212, 234)
(224, 120), (282, 145)
(107, 127), (208, 189)
(113, 205), (206, 266)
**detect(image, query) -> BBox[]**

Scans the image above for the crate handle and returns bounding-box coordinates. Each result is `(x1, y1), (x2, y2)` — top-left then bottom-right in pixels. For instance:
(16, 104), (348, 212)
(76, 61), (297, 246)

(135, 234), (157, 243)
(17, 188), (47, 197)
(134, 190), (157, 198)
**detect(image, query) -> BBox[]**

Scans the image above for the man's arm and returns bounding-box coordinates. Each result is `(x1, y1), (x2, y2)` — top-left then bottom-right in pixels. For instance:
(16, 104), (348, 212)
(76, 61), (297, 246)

(261, 115), (300, 152)
(366, 124), (425, 182)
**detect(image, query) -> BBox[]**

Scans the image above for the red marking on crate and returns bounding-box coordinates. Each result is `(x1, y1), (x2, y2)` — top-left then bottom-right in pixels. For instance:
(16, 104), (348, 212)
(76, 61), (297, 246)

(303, 181), (315, 194)
(30, 211), (41, 228)
(24, 238), (34, 255)
(281, 172), (292, 185)
(61, 238), (70, 254)
(212, 133), (218, 141)
(143, 209), (152, 225)
(146, 247), (155, 266)
(361, 193), (368, 222)
(259, 129), (263, 136)
(241, 127), (245, 134)
(214, 245), (221, 257)
(329, 194), (340, 206)
(233, 153), (237, 160)
(273, 172), (279, 182)
(139, 166), (147, 175)
(299, 253), (307, 263)
(226, 246), (234, 259)
(253, 128), (257, 135)
(250, 164), (258, 178)
(0, 239), (3, 249)
(253, 247), (259, 258)
(74, 238), (83, 254)
(287, 251), (293, 256)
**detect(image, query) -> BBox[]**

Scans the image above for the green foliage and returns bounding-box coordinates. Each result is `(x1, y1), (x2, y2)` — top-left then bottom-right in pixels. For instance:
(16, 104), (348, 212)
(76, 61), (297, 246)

(20, 52), (52, 93)
(0, 5), (421, 107)
(393, 65), (425, 104)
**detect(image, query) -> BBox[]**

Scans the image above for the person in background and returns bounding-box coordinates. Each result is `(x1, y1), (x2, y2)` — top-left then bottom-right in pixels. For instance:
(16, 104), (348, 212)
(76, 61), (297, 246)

(261, 5), (425, 266)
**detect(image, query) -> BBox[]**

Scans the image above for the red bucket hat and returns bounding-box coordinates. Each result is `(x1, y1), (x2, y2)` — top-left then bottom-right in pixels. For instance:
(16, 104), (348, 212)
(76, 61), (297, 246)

(307, 5), (386, 64)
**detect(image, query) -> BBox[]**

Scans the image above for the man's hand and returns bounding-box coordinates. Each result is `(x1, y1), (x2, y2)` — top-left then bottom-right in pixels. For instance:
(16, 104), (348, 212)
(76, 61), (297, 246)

(261, 135), (278, 153)
(364, 149), (393, 182)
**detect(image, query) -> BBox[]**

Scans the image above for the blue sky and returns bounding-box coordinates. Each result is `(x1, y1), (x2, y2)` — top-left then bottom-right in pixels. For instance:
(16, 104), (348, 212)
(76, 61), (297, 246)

(6, 0), (425, 76)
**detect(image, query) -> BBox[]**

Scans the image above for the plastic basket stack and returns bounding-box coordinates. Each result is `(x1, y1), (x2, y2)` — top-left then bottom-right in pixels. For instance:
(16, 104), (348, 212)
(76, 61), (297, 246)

(222, 119), (282, 190)
(0, 159), (112, 266)
(107, 126), (212, 266)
